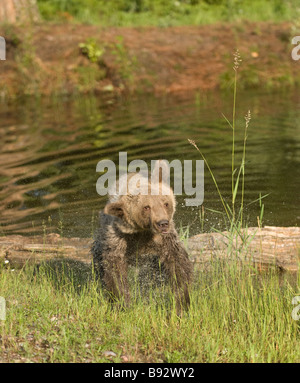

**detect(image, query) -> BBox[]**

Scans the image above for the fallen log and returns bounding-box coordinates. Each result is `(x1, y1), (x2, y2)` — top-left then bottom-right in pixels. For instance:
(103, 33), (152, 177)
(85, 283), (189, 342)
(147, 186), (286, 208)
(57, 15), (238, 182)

(0, 226), (299, 272)
(188, 226), (300, 272)
(0, 233), (92, 266)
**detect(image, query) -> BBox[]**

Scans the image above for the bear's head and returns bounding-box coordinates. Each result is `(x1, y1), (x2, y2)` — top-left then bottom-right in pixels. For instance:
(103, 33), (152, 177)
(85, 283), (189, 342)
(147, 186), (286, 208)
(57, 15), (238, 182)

(104, 161), (176, 235)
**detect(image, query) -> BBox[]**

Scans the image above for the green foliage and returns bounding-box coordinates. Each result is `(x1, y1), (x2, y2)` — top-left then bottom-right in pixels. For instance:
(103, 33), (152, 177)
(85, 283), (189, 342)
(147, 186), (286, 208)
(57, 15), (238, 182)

(37, 0), (299, 26)
(79, 38), (104, 63)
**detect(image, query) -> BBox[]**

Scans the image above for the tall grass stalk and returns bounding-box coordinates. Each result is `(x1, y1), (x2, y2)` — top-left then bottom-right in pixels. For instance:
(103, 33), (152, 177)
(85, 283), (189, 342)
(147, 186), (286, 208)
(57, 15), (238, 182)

(189, 49), (254, 237)
(240, 110), (251, 225)
(188, 138), (230, 222)
(231, 50), (242, 223)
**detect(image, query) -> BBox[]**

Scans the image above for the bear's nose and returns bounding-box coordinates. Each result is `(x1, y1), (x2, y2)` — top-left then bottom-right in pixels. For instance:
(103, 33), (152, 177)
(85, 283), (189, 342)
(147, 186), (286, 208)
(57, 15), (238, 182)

(157, 220), (169, 231)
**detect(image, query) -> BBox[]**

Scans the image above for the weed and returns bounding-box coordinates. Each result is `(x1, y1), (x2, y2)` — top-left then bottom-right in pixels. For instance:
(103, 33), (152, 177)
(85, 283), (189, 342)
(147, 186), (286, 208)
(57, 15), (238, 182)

(189, 49), (268, 258)
(110, 36), (138, 83)
(14, 29), (45, 96)
(76, 65), (105, 93)
(79, 38), (104, 64)
(1, 24), (21, 48)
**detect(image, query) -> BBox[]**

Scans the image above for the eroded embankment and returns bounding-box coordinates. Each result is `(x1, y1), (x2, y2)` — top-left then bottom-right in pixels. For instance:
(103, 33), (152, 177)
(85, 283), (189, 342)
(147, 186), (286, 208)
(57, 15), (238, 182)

(0, 21), (299, 98)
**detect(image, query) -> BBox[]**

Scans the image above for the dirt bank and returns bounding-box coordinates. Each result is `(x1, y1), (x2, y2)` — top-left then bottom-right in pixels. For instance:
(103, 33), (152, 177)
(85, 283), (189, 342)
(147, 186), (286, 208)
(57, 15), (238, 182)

(0, 21), (298, 97)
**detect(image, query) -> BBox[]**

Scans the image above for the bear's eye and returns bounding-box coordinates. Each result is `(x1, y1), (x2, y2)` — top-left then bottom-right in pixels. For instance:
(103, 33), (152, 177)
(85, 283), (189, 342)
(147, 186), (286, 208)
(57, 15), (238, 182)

(144, 206), (150, 211)
(164, 203), (169, 207)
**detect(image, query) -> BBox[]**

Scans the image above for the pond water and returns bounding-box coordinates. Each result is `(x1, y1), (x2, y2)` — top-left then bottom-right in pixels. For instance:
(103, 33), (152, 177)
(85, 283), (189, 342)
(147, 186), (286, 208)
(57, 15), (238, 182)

(0, 89), (299, 238)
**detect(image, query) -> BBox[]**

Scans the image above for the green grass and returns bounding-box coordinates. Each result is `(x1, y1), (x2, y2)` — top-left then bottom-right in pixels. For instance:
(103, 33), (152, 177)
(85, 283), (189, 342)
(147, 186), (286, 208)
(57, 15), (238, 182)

(0, 258), (299, 362)
(36, 0), (299, 26)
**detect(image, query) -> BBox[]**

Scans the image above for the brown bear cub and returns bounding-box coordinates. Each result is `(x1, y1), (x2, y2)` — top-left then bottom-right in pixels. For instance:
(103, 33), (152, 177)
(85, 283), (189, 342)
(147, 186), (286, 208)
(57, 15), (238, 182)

(92, 160), (193, 311)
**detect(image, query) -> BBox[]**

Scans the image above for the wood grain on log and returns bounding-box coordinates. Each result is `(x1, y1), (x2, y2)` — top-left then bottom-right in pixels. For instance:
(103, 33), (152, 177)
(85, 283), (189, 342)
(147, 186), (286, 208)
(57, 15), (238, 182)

(0, 227), (299, 271)
(0, 233), (92, 266)
(188, 226), (300, 272)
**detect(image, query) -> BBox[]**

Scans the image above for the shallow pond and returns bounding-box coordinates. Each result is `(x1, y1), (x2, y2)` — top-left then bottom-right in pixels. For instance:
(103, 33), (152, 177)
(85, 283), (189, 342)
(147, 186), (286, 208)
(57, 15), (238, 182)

(0, 89), (299, 237)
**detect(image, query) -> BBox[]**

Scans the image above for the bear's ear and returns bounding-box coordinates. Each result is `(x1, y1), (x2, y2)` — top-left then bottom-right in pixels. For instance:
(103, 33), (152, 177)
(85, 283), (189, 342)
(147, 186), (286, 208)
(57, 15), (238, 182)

(104, 202), (124, 218)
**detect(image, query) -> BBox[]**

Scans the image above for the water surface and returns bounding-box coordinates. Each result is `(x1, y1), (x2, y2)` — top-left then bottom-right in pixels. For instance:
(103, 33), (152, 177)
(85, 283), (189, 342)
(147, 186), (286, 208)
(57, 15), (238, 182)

(0, 89), (299, 237)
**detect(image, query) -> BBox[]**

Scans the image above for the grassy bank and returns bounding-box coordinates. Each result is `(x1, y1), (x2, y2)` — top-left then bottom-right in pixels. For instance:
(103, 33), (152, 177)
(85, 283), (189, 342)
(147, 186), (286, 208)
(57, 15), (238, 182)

(37, 0), (299, 27)
(0, 258), (299, 363)
(0, 1), (299, 98)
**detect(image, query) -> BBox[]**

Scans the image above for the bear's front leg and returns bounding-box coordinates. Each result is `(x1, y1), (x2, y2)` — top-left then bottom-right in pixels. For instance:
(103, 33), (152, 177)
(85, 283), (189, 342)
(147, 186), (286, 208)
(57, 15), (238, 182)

(92, 218), (131, 306)
(158, 231), (193, 311)
(101, 253), (130, 306)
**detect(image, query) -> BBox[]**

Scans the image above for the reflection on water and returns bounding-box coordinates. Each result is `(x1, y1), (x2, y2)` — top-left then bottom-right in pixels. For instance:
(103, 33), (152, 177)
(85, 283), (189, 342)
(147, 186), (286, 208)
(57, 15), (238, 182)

(0, 90), (299, 237)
